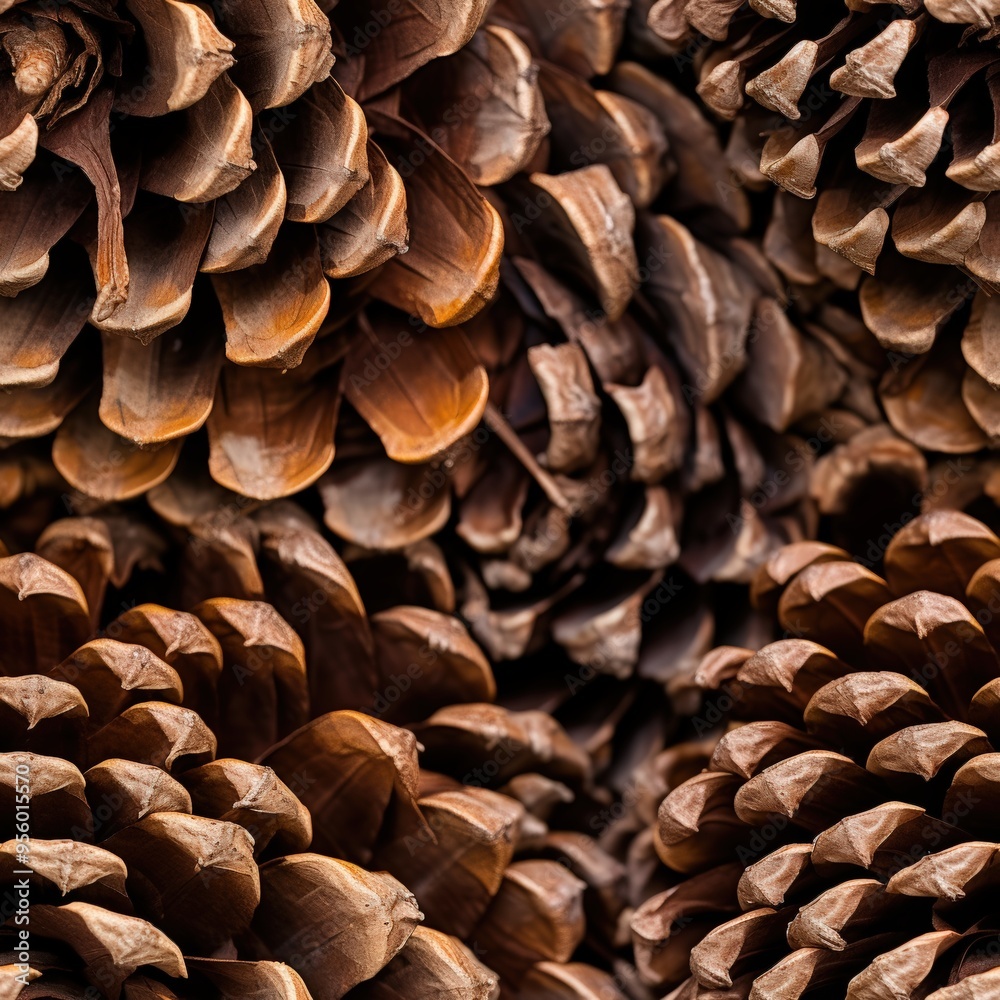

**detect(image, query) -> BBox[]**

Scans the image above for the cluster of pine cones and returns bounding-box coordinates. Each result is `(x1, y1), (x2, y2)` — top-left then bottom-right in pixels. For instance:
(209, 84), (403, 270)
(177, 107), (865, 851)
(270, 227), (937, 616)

(4, 0), (1000, 995)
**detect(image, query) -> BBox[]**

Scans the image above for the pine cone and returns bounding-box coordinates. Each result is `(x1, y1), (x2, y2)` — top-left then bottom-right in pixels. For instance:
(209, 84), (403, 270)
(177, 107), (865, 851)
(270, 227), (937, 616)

(637, 508), (1000, 996)
(311, 49), (889, 706)
(649, 1), (1000, 453)
(0, 0), (893, 531)
(0, 435), (940, 1000)
(0, 0), (895, 740)
(0, 284), (895, 843)
(0, 485), (655, 997)
(0, 521), (641, 998)
(0, 0), (521, 502)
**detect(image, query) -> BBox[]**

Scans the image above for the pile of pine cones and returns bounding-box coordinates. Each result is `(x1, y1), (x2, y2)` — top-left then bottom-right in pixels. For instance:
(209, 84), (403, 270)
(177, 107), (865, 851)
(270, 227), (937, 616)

(3, 0), (1000, 996)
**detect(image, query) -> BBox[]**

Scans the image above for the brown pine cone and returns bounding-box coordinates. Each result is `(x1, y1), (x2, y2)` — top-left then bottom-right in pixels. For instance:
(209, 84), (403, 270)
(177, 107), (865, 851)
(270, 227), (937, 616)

(0, 440), (950, 1000)
(0, 419), (829, 842)
(0, 0), (893, 533)
(0, 0), (897, 777)
(649, 1), (1000, 453)
(0, 0), (520, 502)
(310, 47), (889, 719)
(635, 508), (1000, 996)
(0, 527), (641, 998)
(0, 323), (917, 863)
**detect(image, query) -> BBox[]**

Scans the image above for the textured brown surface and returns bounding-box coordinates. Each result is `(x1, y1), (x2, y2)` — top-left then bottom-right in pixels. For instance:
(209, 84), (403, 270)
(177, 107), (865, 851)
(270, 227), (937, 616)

(650, 0), (1000, 455)
(0, 519), (636, 998)
(643, 510), (1000, 996)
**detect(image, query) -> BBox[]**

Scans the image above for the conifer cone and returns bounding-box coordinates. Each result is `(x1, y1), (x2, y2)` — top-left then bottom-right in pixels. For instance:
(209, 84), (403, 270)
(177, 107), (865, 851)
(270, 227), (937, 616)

(0, 435), (955, 1000)
(0, 501), (664, 1000)
(0, 0), (514, 502)
(636, 508), (1000, 996)
(0, 0), (897, 769)
(650, 1), (1000, 452)
(0, 0), (889, 532)
(309, 9), (890, 723)
(0, 524), (641, 999)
